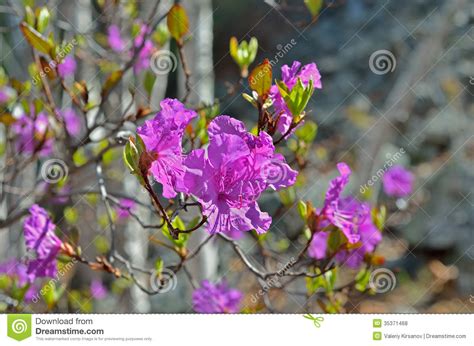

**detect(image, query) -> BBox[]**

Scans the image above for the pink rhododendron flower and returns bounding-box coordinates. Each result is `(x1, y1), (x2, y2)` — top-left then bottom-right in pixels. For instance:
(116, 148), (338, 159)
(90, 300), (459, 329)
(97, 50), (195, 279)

(334, 201), (382, 268)
(320, 162), (361, 243)
(60, 108), (82, 136)
(23, 204), (62, 279)
(12, 110), (53, 156)
(51, 184), (71, 205)
(308, 163), (382, 267)
(382, 165), (414, 197)
(182, 116), (297, 234)
(307, 231), (329, 259)
(133, 23), (150, 47)
(0, 86), (15, 104)
(0, 259), (38, 301)
(0, 89), (8, 103)
(192, 280), (242, 313)
(57, 56), (77, 78)
(0, 259), (30, 286)
(133, 40), (154, 73)
(116, 198), (137, 219)
(270, 61), (322, 135)
(107, 25), (125, 52)
(133, 24), (154, 73)
(137, 98), (197, 198)
(91, 279), (107, 299)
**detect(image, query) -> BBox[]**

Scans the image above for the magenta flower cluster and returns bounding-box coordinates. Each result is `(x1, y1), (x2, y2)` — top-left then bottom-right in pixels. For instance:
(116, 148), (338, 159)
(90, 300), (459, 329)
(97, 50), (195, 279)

(107, 23), (154, 73)
(137, 99), (297, 235)
(23, 204), (62, 280)
(137, 98), (197, 198)
(270, 61), (322, 135)
(57, 55), (77, 78)
(0, 259), (38, 302)
(382, 165), (414, 198)
(308, 163), (382, 268)
(192, 280), (242, 313)
(12, 110), (53, 157)
(116, 198), (137, 220)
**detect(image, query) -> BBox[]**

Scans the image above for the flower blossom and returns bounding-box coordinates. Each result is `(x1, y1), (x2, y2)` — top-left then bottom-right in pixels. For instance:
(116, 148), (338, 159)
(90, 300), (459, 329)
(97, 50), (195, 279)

(308, 163), (382, 268)
(182, 116), (297, 234)
(91, 279), (108, 299)
(382, 165), (414, 197)
(107, 23), (154, 73)
(192, 280), (242, 313)
(23, 204), (62, 279)
(137, 98), (197, 198)
(60, 108), (82, 136)
(57, 55), (76, 78)
(133, 24), (154, 73)
(269, 61), (322, 135)
(0, 259), (38, 301)
(0, 86), (16, 105)
(334, 202), (382, 268)
(107, 25), (125, 52)
(12, 110), (53, 156)
(134, 40), (154, 73)
(116, 198), (137, 219)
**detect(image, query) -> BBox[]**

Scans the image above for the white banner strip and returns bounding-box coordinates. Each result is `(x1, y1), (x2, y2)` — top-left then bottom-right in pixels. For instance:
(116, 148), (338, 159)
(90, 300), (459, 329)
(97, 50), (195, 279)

(1, 314), (472, 345)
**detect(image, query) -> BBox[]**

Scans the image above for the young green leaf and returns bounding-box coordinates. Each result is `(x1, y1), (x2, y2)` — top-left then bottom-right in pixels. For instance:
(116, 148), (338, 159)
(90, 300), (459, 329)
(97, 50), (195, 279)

(101, 70), (123, 99)
(295, 120), (318, 143)
(229, 36), (259, 77)
(167, 4), (189, 43)
(248, 59), (272, 100)
(304, 0), (324, 18)
(36, 7), (50, 33)
(20, 22), (54, 56)
(297, 200), (308, 220)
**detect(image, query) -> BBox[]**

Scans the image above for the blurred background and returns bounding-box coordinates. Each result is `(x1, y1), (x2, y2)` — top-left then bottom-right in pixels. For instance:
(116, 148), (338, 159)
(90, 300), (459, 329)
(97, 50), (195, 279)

(0, 0), (473, 313)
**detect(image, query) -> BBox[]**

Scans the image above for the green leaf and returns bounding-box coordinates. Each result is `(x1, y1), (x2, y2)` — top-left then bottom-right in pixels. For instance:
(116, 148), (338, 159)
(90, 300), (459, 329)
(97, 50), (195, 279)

(242, 93), (257, 108)
(123, 139), (139, 174)
(43, 281), (65, 308)
(327, 229), (344, 252)
(355, 268), (371, 292)
(248, 59), (272, 100)
(295, 120), (318, 143)
(304, 0), (324, 18)
(64, 207), (78, 224)
(24, 6), (35, 26)
(72, 148), (88, 167)
(276, 78), (314, 120)
(154, 258), (164, 274)
(229, 37), (259, 77)
(36, 7), (50, 33)
(94, 235), (110, 254)
(279, 187), (296, 206)
(152, 23), (170, 47)
(371, 205), (386, 231)
(325, 267), (337, 292)
(229, 37), (239, 61)
(305, 269), (325, 294)
(135, 134), (147, 155)
(167, 4), (189, 43)
(297, 200), (308, 220)
(143, 71), (156, 97)
(162, 217), (189, 248)
(101, 70), (123, 99)
(20, 22), (54, 56)
(248, 37), (258, 65)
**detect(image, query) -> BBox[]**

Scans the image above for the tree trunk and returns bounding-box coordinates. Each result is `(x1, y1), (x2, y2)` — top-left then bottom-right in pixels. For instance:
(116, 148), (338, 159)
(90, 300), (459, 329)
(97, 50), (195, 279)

(179, 0), (218, 282)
